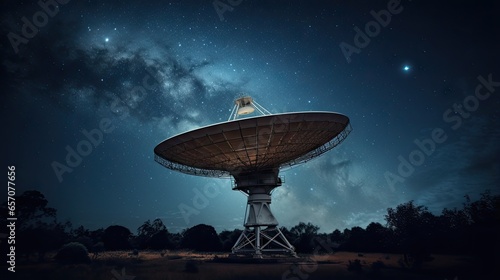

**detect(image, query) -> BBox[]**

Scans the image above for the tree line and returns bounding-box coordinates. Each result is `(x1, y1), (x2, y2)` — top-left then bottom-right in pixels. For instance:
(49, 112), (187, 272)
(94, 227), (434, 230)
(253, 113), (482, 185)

(1, 190), (498, 268)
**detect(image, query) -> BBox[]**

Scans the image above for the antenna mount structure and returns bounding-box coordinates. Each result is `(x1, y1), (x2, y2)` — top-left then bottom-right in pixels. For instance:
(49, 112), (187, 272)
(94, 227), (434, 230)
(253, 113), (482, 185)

(154, 95), (352, 258)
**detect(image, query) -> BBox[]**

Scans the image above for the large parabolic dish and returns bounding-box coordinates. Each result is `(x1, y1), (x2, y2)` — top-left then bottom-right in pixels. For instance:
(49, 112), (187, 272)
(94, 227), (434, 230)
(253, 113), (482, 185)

(154, 112), (351, 177)
(154, 97), (352, 258)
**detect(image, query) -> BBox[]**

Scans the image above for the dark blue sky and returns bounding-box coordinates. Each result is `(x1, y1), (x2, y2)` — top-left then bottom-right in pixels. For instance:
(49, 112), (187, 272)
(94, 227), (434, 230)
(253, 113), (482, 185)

(2, 0), (499, 233)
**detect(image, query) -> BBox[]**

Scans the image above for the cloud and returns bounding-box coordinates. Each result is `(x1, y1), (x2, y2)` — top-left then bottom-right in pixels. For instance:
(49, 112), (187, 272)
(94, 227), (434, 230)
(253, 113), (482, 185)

(1, 18), (247, 129)
(272, 155), (389, 232)
(405, 115), (500, 212)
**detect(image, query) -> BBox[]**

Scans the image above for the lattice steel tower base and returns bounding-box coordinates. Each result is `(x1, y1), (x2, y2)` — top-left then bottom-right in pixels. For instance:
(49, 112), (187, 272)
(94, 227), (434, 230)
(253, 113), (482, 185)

(231, 169), (297, 258)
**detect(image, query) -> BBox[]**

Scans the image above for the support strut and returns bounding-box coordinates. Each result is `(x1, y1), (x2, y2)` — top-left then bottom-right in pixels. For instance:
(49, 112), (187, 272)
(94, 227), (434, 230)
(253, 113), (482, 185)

(231, 170), (296, 257)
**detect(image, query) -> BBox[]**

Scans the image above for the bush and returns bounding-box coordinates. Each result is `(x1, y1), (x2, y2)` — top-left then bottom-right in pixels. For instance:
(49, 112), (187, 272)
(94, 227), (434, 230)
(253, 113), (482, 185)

(91, 242), (105, 259)
(181, 224), (222, 252)
(54, 242), (91, 264)
(102, 225), (131, 250)
(129, 249), (139, 257)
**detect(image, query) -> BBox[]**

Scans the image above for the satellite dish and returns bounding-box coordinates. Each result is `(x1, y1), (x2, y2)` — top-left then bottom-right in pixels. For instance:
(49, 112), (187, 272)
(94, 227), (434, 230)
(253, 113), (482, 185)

(154, 96), (352, 258)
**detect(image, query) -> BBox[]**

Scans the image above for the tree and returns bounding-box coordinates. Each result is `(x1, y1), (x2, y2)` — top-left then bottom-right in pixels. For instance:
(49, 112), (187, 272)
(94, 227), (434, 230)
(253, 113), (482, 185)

(219, 229), (243, 252)
(136, 218), (170, 249)
(385, 201), (435, 269)
(138, 218), (166, 237)
(0, 190), (70, 262)
(70, 225), (94, 251)
(462, 191), (500, 269)
(330, 229), (343, 244)
(463, 191), (498, 226)
(102, 225), (131, 250)
(344, 226), (366, 252)
(181, 224), (222, 252)
(72, 225), (90, 237)
(289, 222), (320, 253)
(3, 190), (57, 230)
(169, 232), (183, 249)
(437, 208), (470, 253)
(342, 228), (352, 243)
(364, 222), (391, 252)
(148, 230), (172, 250)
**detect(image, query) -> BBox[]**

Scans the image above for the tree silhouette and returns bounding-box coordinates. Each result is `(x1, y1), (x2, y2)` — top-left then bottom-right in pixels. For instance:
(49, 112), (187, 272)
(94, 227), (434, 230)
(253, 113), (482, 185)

(181, 224), (222, 252)
(102, 225), (131, 250)
(148, 230), (172, 250)
(343, 226), (366, 252)
(462, 191), (500, 270)
(364, 222), (392, 252)
(1, 187), (498, 271)
(330, 229), (343, 244)
(138, 218), (167, 237)
(0, 190), (70, 262)
(7, 190), (56, 230)
(385, 201), (435, 269)
(70, 225), (94, 251)
(289, 222), (320, 253)
(136, 218), (171, 249)
(219, 229), (243, 252)
(436, 208), (470, 253)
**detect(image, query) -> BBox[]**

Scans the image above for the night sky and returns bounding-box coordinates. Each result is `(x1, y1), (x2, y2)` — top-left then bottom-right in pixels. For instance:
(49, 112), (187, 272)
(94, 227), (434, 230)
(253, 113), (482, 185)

(2, 0), (499, 234)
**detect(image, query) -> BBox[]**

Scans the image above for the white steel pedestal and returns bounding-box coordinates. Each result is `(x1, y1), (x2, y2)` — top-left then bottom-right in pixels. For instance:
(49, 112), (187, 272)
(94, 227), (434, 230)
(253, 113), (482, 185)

(231, 170), (296, 258)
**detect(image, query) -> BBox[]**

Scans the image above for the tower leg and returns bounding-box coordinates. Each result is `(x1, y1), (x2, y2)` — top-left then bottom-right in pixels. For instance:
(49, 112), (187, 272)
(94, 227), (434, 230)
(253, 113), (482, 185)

(255, 226), (261, 257)
(231, 225), (296, 257)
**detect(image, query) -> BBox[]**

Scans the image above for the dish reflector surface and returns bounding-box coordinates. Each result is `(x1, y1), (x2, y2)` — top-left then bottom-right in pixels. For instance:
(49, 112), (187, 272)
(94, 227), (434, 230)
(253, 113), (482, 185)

(154, 112), (351, 177)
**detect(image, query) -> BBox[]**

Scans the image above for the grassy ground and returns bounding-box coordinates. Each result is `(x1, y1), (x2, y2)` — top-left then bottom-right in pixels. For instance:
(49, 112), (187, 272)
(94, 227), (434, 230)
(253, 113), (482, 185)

(5, 251), (490, 280)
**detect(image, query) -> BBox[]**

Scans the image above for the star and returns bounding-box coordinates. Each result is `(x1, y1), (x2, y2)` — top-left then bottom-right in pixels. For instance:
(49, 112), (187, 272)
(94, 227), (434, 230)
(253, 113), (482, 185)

(105, 37), (109, 42)
(403, 65), (410, 72)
